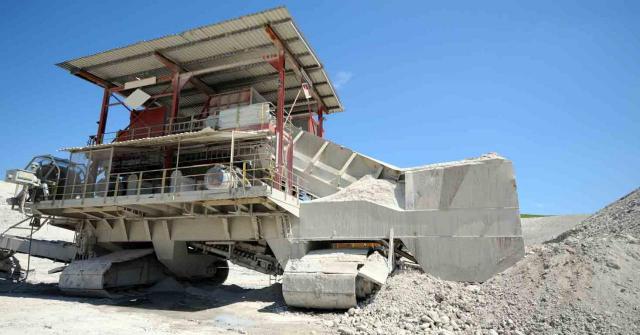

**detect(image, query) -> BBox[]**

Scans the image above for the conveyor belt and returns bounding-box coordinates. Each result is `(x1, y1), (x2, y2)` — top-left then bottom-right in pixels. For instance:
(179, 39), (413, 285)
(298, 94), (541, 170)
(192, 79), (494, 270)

(0, 234), (77, 263)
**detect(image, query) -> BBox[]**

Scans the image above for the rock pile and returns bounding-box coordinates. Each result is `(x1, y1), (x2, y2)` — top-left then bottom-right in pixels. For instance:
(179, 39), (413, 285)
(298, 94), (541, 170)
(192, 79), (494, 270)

(332, 187), (640, 335)
(317, 175), (403, 209)
(332, 270), (500, 335)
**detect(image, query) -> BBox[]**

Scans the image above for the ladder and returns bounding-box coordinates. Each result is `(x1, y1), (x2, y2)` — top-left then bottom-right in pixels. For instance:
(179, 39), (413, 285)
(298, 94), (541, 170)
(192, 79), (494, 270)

(0, 216), (77, 281)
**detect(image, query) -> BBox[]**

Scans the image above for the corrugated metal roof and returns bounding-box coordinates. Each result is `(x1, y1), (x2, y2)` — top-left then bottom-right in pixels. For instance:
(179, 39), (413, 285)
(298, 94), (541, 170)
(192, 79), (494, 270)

(57, 7), (343, 114)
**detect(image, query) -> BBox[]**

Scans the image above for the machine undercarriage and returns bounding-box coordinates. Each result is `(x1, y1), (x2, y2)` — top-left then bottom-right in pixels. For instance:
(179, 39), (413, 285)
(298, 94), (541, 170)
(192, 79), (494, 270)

(0, 7), (524, 309)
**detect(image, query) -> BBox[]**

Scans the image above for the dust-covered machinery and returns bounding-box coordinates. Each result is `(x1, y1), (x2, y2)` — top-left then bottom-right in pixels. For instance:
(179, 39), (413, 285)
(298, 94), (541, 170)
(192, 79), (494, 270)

(0, 7), (524, 309)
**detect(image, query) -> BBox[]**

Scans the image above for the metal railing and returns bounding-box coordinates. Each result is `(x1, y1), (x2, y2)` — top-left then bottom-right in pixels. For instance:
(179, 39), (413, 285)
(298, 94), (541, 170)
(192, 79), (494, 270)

(92, 102), (276, 145)
(46, 138), (315, 207)
(45, 101), (321, 207)
(53, 164), (268, 204)
(52, 165), (314, 205)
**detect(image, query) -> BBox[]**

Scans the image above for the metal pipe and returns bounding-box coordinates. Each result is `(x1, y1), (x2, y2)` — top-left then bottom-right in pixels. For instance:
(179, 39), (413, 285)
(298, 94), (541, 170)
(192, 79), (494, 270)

(284, 88), (302, 126)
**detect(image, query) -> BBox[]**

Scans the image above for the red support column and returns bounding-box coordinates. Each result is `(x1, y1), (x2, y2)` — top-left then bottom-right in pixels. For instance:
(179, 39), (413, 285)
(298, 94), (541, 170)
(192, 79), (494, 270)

(164, 73), (185, 170)
(307, 102), (318, 135)
(96, 88), (110, 144)
(275, 52), (286, 187)
(265, 49), (288, 190)
(169, 72), (181, 132)
(199, 96), (212, 118)
(308, 107), (314, 134)
(317, 104), (324, 138)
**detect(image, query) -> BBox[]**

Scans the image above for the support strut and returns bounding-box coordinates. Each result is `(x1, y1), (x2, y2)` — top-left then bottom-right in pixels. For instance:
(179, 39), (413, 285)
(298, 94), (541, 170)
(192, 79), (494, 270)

(96, 88), (110, 144)
(266, 52), (286, 187)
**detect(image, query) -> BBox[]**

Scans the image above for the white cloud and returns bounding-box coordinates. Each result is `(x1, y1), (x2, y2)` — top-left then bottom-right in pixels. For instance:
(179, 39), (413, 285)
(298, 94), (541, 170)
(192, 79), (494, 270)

(333, 71), (353, 89)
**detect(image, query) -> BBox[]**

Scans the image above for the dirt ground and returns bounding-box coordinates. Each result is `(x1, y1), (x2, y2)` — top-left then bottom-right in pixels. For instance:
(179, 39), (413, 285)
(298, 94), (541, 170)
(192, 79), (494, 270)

(0, 259), (327, 335)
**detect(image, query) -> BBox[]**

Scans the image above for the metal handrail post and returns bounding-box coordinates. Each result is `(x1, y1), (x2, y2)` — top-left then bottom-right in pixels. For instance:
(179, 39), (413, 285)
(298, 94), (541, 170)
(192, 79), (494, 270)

(161, 169), (166, 195)
(136, 171), (143, 200)
(113, 173), (120, 202)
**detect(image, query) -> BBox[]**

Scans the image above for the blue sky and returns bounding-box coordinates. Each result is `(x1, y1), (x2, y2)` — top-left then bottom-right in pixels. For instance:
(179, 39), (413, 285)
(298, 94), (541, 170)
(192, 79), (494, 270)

(0, 1), (638, 214)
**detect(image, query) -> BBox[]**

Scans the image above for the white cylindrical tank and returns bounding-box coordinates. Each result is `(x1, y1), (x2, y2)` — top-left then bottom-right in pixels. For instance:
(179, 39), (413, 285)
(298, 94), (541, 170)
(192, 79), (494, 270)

(204, 165), (232, 190)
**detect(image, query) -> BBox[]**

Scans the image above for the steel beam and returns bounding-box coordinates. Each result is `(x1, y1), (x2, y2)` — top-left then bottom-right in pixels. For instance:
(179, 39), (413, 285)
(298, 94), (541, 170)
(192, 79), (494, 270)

(169, 73), (181, 128)
(108, 64), (322, 96)
(154, 51), (216, 96)
(318, 104), (324, 137)
(201, 71), (294, 91)
(265, 51), (286, 187)
(96, 88), (110, 144)
(257, 81), (329, 97)
(110, 75), (174, 93)
(154, 52), (181, 73)
(308, 110), (315, 135)
(277, 53), (286, 188)
(187, 57), (267, 78)
(179, 40), (302, 68)
(154, 52), (206, 129)
(265, 25), (327, 112)
(72, 69), (115, 89)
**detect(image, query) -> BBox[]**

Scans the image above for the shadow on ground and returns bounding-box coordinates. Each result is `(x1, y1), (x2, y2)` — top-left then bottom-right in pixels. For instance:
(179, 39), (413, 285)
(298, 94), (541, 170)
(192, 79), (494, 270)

(0, 279), (288, 313)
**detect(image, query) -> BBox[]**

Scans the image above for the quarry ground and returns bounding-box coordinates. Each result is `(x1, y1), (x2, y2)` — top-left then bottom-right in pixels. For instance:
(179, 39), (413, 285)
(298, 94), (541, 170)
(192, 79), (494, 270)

(1, 181), (639, 334)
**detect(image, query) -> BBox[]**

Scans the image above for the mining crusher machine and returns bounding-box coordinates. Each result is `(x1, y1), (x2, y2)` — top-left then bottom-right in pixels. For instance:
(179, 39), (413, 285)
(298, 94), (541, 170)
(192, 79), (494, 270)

(1, 7), (524, 309)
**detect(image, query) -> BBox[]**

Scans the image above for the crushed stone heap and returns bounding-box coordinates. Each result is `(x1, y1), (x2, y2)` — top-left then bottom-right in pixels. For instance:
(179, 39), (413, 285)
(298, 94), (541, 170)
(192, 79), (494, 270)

(315, 175), (403, 209)
(557, 187), (640, 241)
(331, 187), (640, 335)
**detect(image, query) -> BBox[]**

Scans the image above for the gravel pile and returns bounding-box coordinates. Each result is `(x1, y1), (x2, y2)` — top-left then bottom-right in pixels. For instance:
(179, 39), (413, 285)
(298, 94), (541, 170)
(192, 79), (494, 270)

(318, 175), (403, 209)
(330, 270), (494, 335)
(520, 215), (589, 245)
(0, 183), (27, 234)
(332, 188), (640, 335)
(554, 187), (640, 241)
